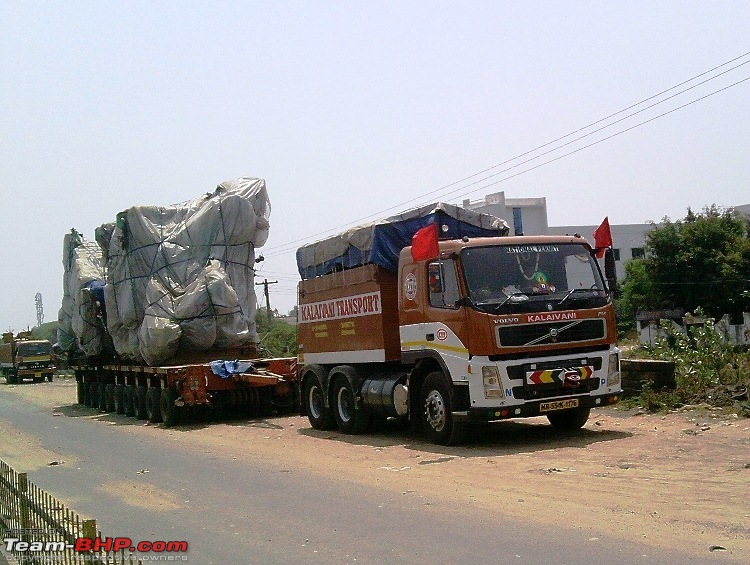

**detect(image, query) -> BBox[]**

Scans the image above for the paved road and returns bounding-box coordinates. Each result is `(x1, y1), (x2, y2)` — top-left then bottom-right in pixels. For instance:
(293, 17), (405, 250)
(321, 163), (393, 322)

(0, 390), (734, 564)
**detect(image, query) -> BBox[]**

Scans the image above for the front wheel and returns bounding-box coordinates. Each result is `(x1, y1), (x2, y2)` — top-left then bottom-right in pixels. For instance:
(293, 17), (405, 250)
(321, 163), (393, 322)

(547, 407), (590, 430)
(421, 372), (467, 446)
(303, 377), (335, 430)
(331, 376), (370, 434)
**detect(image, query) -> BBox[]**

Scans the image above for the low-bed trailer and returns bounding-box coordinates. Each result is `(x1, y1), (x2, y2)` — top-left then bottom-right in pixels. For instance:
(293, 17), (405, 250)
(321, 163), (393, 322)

(73, 357), (298, 426)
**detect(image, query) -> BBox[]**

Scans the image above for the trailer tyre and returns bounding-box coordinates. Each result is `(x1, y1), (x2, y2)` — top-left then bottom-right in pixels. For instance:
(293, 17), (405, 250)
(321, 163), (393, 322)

(87, 383), (99, 408)
(146, 387), (162, 423)
(547, 407), (590, 431)
(421, 372), (467, 446)
(98, 383), (108, 412)
(134, 386), (149, 420)
(104, 384), (116, 412)
(303, 376), (335, 430)
(160, 388), (180, 427)
(114, 384), (126, 414)
(331, 375), (370, 434)
(123, 385), (136, 417)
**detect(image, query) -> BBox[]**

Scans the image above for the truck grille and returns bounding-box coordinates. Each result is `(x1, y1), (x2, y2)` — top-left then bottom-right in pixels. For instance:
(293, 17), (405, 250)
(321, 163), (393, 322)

(23, 361), (52, 370)
(497, 319), (606, 348)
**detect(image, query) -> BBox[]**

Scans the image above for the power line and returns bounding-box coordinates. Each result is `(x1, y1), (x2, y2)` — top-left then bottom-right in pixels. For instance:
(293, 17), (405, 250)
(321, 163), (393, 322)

(452, 76), (750, 201)
(262, 52), (750, 257)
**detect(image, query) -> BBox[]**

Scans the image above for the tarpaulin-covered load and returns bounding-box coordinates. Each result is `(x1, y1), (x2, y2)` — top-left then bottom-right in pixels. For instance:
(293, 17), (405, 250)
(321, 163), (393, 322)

(103, 177), (270, 365)
(58, 229), (108, 356)
(296, 202), (509, 279)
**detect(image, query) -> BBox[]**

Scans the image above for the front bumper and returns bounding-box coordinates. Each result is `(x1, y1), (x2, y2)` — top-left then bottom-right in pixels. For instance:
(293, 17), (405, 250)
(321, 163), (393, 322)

(454, 392), (620, 423)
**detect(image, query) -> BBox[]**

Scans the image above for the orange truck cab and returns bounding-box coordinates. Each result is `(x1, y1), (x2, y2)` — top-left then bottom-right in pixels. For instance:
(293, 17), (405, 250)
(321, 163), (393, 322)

(297, 205), (621, 445)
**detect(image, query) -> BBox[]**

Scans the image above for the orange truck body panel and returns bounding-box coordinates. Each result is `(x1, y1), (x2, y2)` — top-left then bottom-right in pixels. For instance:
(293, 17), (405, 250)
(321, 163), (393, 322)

(297, 264), (401, 364)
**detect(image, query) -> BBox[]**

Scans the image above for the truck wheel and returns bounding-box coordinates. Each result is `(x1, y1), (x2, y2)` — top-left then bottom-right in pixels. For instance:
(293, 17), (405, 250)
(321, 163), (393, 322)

(87, 383), (99, 408)
(76, 381), (85, 404)
(47, 374), (54, 382)
(160, 388), (180, 427)
(123, 385), (136, 417)
(146, 387), (162, 423)
(303, 377), (335, 430)
(331, 376), (370, 434)
(421, 372), (467, 446)
(98, 384), (108, 412)
(547, 407), (590, 431)
(104, 384), (116, 412)
(134, 386), (149, 420)
(114, 385), (126, 414)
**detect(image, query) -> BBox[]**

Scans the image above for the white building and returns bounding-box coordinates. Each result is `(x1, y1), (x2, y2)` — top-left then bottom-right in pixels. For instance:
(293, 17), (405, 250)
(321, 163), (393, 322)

(461, 191), (750, 281)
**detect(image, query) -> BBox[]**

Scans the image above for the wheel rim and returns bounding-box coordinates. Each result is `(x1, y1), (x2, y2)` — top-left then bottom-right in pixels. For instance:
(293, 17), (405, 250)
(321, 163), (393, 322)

(337, 385), (353, 423)
(424, 389), (446, 432)
(308, 384), (323, 420)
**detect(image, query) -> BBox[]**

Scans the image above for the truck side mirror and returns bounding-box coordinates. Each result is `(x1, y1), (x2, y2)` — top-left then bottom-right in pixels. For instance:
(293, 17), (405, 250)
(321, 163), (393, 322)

(604, 248), (618, 297)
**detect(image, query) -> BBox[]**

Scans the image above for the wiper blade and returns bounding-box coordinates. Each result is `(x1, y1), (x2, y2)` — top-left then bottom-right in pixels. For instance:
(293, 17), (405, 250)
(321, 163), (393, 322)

(496, 292), (529, 308)
(558, 288), (597, 306)
(474, 292), (528, 312)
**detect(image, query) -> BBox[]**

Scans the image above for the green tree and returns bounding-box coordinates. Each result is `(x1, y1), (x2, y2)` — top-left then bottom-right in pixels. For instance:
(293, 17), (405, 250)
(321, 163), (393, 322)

(619, 206), (750, 323)
(255, 311), (297, 357)
(616, 259), (657, 331)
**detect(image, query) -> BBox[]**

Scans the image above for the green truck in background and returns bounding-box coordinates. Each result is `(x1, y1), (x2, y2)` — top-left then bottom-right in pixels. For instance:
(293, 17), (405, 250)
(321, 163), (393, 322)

(0, 332), (56, 384)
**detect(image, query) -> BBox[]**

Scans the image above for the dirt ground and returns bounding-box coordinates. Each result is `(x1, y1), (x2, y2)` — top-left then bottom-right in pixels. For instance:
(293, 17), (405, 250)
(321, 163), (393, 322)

(2, 377), (749, 562)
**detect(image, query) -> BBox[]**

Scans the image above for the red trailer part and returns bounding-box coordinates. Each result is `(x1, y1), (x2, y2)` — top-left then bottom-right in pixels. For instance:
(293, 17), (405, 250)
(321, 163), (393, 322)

(74, 357), (297, 426)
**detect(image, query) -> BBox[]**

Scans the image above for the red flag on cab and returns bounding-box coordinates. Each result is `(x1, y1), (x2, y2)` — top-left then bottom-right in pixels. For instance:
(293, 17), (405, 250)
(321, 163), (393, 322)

(411, 223), (439, 261)
(593, 217), (612, 258)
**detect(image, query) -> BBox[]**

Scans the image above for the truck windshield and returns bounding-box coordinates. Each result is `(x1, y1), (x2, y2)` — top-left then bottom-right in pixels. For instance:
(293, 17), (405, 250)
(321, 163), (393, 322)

(18, 342), (51, 356)
(461, 243), (608, 314)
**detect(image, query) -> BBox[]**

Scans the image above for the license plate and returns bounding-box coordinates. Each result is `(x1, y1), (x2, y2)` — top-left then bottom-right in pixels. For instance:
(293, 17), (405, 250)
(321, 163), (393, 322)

(540, 398), (579, 412)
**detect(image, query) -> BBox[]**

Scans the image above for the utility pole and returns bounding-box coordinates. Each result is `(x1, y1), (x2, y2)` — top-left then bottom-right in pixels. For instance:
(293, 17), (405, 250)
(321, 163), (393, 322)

(255, 279), (278, 323)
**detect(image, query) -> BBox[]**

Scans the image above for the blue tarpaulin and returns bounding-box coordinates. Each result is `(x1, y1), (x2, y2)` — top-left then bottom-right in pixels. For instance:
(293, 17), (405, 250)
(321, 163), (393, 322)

(296, 203), (508, 279)
(209, 359), (255, 378)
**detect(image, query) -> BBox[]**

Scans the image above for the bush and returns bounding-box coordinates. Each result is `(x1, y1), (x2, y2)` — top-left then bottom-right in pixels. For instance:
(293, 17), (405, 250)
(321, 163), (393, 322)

(626, 312), (750, 414)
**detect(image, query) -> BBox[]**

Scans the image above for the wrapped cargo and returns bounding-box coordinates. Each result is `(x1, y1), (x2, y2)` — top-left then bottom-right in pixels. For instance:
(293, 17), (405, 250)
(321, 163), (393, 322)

(58, 229), (108, 356)
(103, 177), (270, 365)
(295, 202), (509, 279)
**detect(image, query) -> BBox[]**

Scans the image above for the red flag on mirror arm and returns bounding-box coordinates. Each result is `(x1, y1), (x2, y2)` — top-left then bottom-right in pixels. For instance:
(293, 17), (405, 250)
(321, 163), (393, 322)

(411, 223), (439, 261)
(593, 217), (612, 259)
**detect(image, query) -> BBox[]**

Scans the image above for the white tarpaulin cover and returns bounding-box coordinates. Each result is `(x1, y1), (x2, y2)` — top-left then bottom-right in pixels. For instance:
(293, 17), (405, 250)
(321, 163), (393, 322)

(57, 230), (108, 356)
(59, 177), (271, 366)
(104, 177), (270, 364)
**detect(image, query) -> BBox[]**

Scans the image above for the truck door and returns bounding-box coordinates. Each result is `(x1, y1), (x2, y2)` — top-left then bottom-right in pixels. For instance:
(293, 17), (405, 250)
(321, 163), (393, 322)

(425, 258), (469, 348)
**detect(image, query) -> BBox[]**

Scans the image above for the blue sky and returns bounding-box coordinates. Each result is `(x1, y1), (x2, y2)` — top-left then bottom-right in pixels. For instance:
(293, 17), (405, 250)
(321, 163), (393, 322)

(1, 1), (748, 331)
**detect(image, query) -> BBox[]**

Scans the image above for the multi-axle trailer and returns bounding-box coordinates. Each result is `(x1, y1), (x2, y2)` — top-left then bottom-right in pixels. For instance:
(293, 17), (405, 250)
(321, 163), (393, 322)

(73, 356), (298, 426)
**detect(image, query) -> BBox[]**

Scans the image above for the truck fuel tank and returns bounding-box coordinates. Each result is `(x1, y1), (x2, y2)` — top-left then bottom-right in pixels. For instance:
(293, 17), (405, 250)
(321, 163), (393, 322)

(362, 373), (408, 418)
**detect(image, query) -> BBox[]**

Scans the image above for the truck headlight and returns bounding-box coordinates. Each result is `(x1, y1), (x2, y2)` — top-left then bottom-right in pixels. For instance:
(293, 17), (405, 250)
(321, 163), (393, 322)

(607, 350), (620, 386)
(482, 366), (505, 399)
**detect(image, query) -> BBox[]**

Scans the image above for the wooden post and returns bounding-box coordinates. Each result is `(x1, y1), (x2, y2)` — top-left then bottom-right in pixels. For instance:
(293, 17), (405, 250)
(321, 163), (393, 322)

(18, 473), (30, 544)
